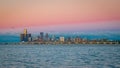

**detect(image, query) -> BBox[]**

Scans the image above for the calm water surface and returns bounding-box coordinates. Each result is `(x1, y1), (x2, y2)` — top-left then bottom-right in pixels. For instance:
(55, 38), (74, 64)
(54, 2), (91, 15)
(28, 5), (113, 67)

(0, 44), (120, 68)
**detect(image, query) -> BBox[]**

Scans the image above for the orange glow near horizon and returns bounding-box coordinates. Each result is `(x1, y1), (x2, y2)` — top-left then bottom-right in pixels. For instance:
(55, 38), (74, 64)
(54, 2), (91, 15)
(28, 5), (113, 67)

(0, 0), (120, 30)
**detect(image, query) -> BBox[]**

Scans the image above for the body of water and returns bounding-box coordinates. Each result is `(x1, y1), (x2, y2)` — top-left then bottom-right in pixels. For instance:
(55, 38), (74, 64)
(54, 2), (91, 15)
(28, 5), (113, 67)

(0, 44), (120, 68)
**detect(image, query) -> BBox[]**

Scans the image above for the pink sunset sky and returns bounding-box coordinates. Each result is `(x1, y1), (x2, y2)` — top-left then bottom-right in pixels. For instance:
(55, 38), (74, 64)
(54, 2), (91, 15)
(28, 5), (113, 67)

(0, 0), (120, 32)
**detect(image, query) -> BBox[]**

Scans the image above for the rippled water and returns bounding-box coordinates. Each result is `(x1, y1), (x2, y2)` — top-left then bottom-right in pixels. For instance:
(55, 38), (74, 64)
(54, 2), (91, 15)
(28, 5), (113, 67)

(0, 44), (120, 68)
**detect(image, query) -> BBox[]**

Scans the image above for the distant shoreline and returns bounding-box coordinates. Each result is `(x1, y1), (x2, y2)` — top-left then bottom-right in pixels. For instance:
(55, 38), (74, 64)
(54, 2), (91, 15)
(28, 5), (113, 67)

(0, 41), (119, 45)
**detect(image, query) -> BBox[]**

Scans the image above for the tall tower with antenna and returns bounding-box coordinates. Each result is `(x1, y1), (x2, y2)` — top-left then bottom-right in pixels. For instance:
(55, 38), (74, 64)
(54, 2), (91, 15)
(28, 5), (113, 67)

(23, 28), (27, 35)
(20, 28), (31, 42)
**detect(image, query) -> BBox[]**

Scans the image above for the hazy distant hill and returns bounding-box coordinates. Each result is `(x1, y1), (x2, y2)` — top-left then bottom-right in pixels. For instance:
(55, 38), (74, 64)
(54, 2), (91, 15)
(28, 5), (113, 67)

(0, 34), (19, 42)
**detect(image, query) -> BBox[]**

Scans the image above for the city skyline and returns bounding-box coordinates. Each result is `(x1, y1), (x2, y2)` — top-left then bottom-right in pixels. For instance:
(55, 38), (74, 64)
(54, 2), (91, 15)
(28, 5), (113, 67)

(0, 28), (120, 42)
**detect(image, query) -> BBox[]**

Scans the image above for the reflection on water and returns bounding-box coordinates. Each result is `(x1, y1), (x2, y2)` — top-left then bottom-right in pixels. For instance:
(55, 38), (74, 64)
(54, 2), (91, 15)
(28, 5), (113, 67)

(0, 44), (120, 68)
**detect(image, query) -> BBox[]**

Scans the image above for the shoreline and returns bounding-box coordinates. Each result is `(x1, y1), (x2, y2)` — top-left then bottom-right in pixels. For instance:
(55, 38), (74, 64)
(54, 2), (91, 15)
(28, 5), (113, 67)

(0, 41), (119, 45)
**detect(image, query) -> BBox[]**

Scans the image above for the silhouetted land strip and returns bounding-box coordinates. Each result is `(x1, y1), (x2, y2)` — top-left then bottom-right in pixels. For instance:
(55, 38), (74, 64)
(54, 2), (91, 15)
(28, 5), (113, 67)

(0, 41), (119, 45)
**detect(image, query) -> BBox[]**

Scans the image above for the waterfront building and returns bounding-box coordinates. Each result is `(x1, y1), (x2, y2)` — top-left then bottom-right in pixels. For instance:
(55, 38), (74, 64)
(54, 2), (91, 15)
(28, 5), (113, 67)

(45, 33), (49, 41)
(51, 34), (55, 41)
(71, 36), (81, 43)
(40, 32), (44, 41)
(26, 34), (31, 41)
(74, 36), (81, 42)
(20, 34), (24, 42)
(55, 37), (59, 41)
(66, 37), (71, 42)
(32, 36), (38, 41)
(27, 34), (31, 37)
(28, 37), (32, 42)
(59, 36), (65, 42)
(20, 33), (28, 42)
(100, 38), (108, 42)
(37, 36), (41, 41)
(91, 39), (97, 42)
(82, 38), (88, 42)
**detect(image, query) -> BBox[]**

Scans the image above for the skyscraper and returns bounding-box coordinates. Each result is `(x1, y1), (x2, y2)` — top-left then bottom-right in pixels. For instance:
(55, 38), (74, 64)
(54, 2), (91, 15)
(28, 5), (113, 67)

(45, 33), (49, 41)
(20, 34), (24, 42)
(40, 32), (44, 41)
(20, 28), (31, 42)
(24, 28), (27, 35)
(27, 34), (31, 38)
(27, 34), (31, 41)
